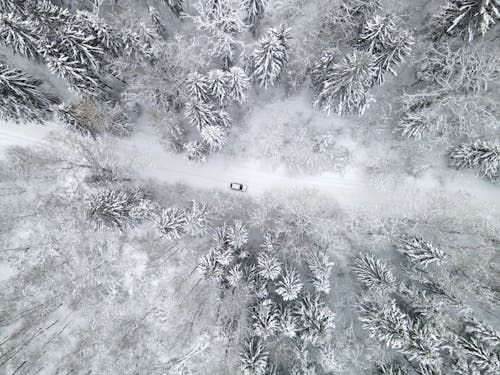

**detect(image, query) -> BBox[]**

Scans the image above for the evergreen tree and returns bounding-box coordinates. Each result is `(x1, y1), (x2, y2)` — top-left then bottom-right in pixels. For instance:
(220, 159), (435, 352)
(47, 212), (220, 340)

(0, 13), (41, 60)
(157, 207), (187, 239)
(312, 50), (377, 115)
(403, 322), (444, 367)
(252, 299), (279, 339)
(185, 140), (209, 163)
(244, 0), (266, 33)
(295, 293), (336, 344)
(185, 100), (231, 131)
(396, 235), (446, 267)
(249, 24), (291, 89)
(357, 15), (397, 54)
(226, 220), (248, 250)
(240, 336), (269, 375)
(459, 335), (500, 373)
(352, 253), (395, 291)
(187, 72), (211, 103)
(85, 189), (153, 231)
(275, 267), (303, 301)
(448, 140), (500, 180)
(279, 305), (299, 338)
(464, 317), (500, 346)
(159, 0), (184, 17)
(307, 250), (334, 294)
(55, 102), (96, 136)
(149, 6), (168, 39)
(199, 249), (225, 282)
(208, 69), (228, 105)
(374, 30), (414, 84)
(257, 252), (282, 281)
(184, 200), (209, 236)
(225, 66), (250, 104)
(358, 300), (410, 349)
(0, 63), (57, 124)
(200, 124), (227, 151)
(434, 0), (500, 41)
(227, 263), (243, 287)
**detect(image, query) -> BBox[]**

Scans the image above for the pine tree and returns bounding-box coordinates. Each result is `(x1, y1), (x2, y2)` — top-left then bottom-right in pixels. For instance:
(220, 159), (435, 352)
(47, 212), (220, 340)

(396, 235), (446, 267)
(312, 50), (377, 115)
(295, 293), (336, 344)
(200, 124), (227, 151)
(185, 140), (209, 163)
(249, 24), (291, 89)
(257, 252), (282, 281)
(85, 189), (152, 230)
(403, 322), (444, 367)
(240, 336), (269, 375)
(184, 201), (209, 236)
(227, 263), (243, 287)
(279, 305), (299, 338)
(459, 335), (500, 373)
(159, 0), (184, 17)
(307, 250), (334, 294)
(0, 64), (57, 124)
(185, 100), (231, 131)
(0, 0), (24, 14)
(358, 300), (410, 349)
(464, 317), (500, 347)
(252, 299), (279, 339)
(434, 0), (500, 42)
(208, 69), (228, 105)
(225, 66), (250, 104)
(0, 13), (41, 60)
(149, 6), (168, 39)
(226, 220), (248, 250)
(374, 30), (414, 84)
(157, 207), (187, 239)
(449, 140), (500, 180)
(187, 72), (211, 103)
(244, 0), (266, 33)
(275, 267), (303, 301)
(352, 254), (395, 291)
(55, 102), (97, 136)
(199, 249), (225, 282)
(357, 15), (397, 54)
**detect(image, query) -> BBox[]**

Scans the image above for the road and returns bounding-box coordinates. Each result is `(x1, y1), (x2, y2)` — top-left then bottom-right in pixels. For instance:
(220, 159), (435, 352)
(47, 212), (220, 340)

(1, 121), (499, 214)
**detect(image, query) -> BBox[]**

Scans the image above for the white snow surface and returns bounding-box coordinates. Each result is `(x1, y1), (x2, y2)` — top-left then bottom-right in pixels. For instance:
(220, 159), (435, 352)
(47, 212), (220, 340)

(1, 120), (499, 213)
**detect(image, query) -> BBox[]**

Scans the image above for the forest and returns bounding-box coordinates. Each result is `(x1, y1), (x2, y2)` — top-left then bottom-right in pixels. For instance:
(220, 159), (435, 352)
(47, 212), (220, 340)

(0, 0), (499, 374)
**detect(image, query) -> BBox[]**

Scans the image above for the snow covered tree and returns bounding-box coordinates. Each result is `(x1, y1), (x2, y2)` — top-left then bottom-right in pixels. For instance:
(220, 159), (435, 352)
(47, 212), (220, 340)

(358, 300), (410, 349)
(307, 250), (334, 294)
(184, 201), (209, 236)
(199, 249), (225, 282)
(312, 50), (377, 115)
(403, 322), (444, 368)
(200, 124), (227, 151)
(149, 6), (168, 39)
(459, 335), (500, 373)
(433, 0), (500, 42)
(192, 0), (246, 69)
(55, 102), (97, 136)
(157, 207), (187, 239)
(225, 66), (250, 104)
(244, 0), (266, 33)
(208, 69), (228, 105)
(227, 263), (244, 287)
(158, 0), (184, 17)
(0, 0), (25, 14)
(240, 336), (269, 375)
(275, 267), (303, 301)
(227, 220), (248, 250)
(248, 24), (291, 89)
(352, 254), (395, 291)
(0, 64), (57, 124)
(187, 72), (211, 103)
(448, 140), (500, 180)
(257, 252), (282, 281)
(0, 13), (41, 60)
(85, 189), (153, 231)
(464, 317), (500, 346)
(357, 15), (397, 54)
(185, 100), (231, 131)
(374, 30), (414, 84)
(252, 299), (279, 339)
(185, 140), (209, 163)
(295, 293), (336, 344)
(395, 235), (446, 267)
(279, 305), (299, 338)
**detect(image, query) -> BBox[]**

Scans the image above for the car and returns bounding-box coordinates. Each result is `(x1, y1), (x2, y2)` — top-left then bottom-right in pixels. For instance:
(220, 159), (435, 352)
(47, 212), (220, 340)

(230, 182), (247, 192)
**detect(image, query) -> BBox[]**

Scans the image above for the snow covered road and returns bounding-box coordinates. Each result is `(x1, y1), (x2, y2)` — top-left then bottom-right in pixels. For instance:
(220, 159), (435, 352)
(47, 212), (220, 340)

(1, 121), (499, 213)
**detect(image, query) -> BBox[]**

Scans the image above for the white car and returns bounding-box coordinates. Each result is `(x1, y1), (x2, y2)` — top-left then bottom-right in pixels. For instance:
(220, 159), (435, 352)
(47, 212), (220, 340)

(230, 182), (247, 192)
